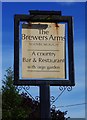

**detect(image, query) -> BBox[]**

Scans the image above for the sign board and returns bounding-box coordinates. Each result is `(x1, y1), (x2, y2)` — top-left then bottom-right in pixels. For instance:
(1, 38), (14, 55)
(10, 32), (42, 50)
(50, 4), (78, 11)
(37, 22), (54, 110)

(14, 12), (75, 86)
(22, 22), (65, 79)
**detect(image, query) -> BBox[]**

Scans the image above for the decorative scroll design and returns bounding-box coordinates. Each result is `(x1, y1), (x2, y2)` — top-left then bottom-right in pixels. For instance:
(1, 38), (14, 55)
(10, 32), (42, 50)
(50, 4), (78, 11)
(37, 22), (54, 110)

(16, 86), (35, 101)
(35, 96), (40, 102)
(59, 86), (66, 91)
(59, 86), (72, 92)
(52, 105), (56, 110)
(16, 86), (72, 109)
(50, 86), (73, 107)
(50, 96), (55, 102)
(67, 86), (72, 91)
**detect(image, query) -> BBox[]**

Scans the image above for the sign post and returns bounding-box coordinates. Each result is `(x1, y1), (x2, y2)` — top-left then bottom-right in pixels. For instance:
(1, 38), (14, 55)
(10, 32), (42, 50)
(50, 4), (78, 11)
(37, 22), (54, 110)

(14, 10), (75, 119)
(40, 85), (51, 119)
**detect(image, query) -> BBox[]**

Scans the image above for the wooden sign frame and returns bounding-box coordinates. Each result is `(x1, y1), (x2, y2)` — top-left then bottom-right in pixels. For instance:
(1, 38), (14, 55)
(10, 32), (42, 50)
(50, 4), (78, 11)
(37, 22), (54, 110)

(14, 11), (75, 86)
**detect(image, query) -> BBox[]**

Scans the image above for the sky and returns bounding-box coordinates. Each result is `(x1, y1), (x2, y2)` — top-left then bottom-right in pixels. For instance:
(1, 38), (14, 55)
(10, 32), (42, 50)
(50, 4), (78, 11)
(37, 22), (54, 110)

(1, 0), (86, 2)
(1, 2), (86, 118)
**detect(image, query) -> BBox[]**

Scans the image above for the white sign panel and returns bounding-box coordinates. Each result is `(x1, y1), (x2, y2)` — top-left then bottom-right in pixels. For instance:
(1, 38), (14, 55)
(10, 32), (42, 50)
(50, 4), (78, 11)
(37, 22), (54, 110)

(22, 22), (65, 79)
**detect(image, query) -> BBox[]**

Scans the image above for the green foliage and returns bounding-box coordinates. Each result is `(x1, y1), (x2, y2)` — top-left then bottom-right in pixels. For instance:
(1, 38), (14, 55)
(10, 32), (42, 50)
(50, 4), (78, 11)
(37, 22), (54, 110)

(2, 67), (29, 120)
(51, 109), (69, 120)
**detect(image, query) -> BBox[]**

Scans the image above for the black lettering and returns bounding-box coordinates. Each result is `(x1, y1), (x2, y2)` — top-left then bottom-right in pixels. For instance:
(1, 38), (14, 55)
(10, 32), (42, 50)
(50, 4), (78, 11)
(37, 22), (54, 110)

(49, 35), (55, 40)
(33, 58), (37, 62)
(23, 57), (31, 62)
(22, 34), (26, 40)
(32, 52), (36, 56)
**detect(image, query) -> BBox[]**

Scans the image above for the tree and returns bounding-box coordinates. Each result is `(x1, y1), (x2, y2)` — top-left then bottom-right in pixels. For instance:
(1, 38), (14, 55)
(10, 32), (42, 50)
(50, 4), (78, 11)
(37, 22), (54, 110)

(2, 68), (28, 119)
(51, 109), (69, 120)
